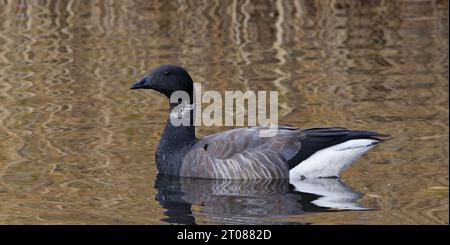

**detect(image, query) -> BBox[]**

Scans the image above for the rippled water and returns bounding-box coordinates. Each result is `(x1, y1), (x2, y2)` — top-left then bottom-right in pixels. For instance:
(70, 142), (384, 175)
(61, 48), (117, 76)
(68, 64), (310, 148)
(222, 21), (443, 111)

(0, 0), (448, 224)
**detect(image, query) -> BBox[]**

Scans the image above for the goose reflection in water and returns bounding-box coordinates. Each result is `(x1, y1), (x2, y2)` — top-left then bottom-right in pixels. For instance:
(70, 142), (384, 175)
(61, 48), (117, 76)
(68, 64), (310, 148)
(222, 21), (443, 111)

(154, 174), (369, 225)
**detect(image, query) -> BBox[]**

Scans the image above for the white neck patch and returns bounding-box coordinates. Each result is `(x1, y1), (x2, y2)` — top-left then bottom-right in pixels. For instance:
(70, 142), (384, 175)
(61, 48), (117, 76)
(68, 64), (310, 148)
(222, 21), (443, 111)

(170, 102), (195, 121)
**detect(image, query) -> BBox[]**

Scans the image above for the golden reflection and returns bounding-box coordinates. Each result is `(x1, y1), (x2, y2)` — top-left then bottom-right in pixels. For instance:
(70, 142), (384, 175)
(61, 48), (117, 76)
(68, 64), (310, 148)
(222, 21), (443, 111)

(0, 0), (447, 224)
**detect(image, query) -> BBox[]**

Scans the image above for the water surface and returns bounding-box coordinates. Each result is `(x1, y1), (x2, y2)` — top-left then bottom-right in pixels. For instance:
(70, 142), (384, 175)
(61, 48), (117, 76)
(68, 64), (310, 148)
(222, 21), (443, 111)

(0, 0), (448, 224)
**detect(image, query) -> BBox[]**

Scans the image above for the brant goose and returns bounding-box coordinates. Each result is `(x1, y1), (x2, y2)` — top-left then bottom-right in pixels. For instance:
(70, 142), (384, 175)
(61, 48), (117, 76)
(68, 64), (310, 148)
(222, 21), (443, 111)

(131, 64), (387, 179)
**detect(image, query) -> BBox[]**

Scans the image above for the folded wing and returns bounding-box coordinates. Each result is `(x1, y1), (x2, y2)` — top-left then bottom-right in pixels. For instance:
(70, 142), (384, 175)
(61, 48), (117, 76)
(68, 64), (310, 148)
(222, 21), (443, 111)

(181, 127), (303, 179)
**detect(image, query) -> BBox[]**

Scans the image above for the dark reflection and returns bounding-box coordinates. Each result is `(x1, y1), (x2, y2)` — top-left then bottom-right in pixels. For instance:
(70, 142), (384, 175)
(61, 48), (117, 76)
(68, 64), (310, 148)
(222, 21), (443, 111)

(154, 174), (367, 225)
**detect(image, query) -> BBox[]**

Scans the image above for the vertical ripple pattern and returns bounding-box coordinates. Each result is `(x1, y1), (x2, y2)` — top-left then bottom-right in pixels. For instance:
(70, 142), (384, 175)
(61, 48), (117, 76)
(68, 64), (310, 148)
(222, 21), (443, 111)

(0, 0), (447, 224)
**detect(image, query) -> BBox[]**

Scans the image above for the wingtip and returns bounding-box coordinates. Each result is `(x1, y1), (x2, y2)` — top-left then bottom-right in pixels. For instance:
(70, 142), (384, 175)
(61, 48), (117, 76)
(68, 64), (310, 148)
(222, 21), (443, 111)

(371, 133), (391, 142)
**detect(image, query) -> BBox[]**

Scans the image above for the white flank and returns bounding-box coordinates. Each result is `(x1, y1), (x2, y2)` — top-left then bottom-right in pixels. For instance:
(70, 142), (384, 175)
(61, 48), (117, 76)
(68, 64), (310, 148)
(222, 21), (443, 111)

(289, 139), (379, 179)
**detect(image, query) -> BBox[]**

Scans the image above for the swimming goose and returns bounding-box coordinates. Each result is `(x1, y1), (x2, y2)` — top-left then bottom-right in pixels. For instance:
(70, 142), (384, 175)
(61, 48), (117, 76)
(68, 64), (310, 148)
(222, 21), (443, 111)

(130, 64), (387, 179)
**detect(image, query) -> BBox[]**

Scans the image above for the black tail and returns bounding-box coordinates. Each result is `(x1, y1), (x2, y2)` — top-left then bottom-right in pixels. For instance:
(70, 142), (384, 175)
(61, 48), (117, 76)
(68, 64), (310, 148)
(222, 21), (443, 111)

(287, 127), (388, 169)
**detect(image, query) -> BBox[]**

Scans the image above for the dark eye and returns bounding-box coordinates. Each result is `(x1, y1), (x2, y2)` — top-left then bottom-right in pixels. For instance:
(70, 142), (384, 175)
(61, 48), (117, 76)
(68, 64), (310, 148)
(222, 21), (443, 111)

(163, 71), (171, 76)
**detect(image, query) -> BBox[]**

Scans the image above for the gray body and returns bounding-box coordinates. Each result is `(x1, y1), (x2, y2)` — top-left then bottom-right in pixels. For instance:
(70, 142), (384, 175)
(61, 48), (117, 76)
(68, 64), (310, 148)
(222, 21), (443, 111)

(131, 64), (386, 180)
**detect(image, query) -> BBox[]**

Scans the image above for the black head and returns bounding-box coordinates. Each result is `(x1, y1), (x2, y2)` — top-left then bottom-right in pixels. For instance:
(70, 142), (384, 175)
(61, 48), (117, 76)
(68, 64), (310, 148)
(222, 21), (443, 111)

(130, 64), (193, 98)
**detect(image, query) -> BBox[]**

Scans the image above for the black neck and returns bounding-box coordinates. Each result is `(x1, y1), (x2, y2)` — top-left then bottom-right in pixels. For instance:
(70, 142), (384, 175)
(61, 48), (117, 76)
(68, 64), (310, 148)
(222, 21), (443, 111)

(159, 102), (196, 149)
(155, 102), (196, 175)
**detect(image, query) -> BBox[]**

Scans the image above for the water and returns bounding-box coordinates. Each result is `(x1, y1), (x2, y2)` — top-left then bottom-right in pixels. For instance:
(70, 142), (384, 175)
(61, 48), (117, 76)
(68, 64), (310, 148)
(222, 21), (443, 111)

(0, 0), (448, 224)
